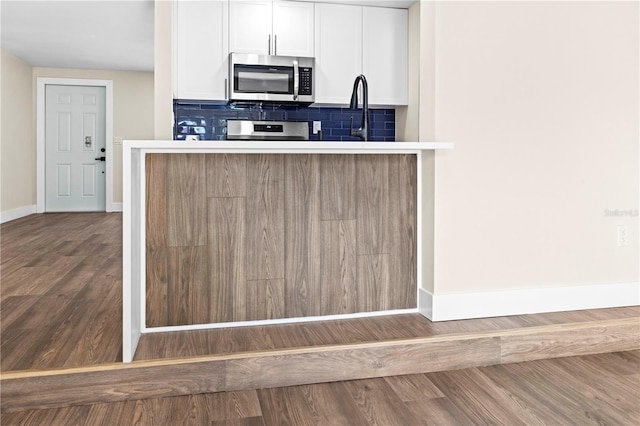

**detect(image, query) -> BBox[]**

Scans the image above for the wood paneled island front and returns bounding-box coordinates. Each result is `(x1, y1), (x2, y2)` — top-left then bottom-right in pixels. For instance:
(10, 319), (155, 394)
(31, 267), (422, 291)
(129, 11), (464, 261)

(123, 141), (453, 362)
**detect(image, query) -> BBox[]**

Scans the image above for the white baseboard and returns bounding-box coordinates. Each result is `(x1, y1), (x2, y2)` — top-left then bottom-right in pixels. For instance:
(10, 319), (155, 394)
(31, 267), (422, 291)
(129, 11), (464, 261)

(108, 203), (123, 212)
(0, 205), (37, 224)
(419, 282), (640, 322)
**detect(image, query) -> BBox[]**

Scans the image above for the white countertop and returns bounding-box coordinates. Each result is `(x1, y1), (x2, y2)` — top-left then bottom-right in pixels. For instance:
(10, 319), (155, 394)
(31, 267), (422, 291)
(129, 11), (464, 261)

(124, 140), (454, 153)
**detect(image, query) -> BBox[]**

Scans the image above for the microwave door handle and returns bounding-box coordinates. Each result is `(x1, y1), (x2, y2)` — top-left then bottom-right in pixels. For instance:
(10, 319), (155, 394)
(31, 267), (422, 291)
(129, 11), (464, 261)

(293, 60), (299, 101)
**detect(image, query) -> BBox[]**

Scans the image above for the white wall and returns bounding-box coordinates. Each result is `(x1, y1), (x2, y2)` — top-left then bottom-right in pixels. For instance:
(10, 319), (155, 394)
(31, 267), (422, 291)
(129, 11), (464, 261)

(32, 68), (154, 205)
(428, 1), (639, 295)
(1, 49), (35, 215)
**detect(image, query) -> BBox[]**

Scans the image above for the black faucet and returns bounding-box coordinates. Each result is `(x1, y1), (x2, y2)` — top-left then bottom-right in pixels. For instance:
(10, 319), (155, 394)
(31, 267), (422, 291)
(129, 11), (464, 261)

(349, 74), (370, 141)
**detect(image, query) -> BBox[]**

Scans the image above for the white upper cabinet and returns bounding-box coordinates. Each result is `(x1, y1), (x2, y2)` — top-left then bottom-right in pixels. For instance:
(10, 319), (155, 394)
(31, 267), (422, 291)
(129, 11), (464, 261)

(314, 3), (408, 106)
(273, 1), (315, 57)
(314, 3), (362, 104)
(173, 1), (409, 105)
(363, 7), (408, 106)
(173, 0), (229, 101)
(229, 0), (314, 57)
(229, 0), (273, 55)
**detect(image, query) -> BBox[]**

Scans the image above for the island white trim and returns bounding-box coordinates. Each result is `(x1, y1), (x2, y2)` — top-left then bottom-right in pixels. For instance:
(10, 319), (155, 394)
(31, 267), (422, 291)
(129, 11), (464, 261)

(123, 140), (453, 153)
(123, 140), (453, 362)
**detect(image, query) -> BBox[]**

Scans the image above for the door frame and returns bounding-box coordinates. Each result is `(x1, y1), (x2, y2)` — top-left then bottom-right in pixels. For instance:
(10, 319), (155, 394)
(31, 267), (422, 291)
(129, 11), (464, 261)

(36, 78), (115, 213)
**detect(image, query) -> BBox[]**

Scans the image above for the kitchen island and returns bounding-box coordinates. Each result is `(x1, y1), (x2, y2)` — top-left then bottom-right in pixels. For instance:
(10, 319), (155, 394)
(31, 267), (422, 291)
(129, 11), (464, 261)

(123, 141), (453, 362)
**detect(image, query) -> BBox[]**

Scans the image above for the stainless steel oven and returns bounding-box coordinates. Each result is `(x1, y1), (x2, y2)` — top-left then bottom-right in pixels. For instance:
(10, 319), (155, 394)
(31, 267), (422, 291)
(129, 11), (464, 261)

(229, 53), (315, 105)
(226, 120), (309, 141)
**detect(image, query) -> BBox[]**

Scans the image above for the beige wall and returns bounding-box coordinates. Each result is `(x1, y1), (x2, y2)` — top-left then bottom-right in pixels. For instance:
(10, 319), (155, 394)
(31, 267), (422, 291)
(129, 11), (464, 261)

(1, 49), (35, 213)
(154, 0), (173, 140)
(32, 68), (154, 204)
(395, 2), (420, 142)
(427, 1), (639, 293)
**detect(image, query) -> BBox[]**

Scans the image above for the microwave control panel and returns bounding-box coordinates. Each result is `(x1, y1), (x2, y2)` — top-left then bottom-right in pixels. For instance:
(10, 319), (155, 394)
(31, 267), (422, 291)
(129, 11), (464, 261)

(300, 68), (313, 96)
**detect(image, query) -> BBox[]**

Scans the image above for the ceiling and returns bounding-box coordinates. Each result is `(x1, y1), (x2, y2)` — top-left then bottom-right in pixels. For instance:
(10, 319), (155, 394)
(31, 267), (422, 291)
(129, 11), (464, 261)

(1, 0), (155, 72)
(0, 0), (416, 73)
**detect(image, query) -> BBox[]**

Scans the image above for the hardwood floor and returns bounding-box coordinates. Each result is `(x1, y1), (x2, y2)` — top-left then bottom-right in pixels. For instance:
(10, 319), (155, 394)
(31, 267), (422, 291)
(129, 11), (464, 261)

(2, 350), (638, 425)
(1, 213), (123, 371)
(1, 213), (638, 415)
(133, 308), (640, 361)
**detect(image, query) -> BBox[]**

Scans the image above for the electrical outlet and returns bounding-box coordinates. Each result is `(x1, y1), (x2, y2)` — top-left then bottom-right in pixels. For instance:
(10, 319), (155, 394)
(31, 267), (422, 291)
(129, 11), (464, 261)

(617, 225), (629, 247)
(313, 121), (322, 135)
(113, 136), (123, 145)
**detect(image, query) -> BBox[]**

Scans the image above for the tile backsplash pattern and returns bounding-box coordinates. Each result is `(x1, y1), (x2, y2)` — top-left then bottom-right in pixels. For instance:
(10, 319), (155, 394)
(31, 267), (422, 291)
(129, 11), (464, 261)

(174, 101), (396, 142)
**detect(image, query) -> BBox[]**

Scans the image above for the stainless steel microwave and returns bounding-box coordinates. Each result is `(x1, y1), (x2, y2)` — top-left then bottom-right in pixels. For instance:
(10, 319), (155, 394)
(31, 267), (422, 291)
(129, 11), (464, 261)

(228, 53), (315, 105)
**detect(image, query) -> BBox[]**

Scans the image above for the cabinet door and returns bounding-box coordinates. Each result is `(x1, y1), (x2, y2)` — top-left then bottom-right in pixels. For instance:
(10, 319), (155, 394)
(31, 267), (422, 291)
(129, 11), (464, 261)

(229, 0), (272, 55)
(273, 1), (314, 57)
(363, 7), (408, 106)
(174, 0), (229, 101)
(314, 3), (362, 105)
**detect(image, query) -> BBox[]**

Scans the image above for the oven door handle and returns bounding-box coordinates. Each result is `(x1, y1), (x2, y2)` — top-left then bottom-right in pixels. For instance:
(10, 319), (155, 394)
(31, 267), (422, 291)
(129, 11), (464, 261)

(293, 59), (299, 101)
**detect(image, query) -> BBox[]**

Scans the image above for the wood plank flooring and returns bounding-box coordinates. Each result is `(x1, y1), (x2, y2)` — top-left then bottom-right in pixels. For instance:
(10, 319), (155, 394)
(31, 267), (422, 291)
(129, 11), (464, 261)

(2, 350), (638, 425)
(1, 213), (639, 415)
(2, 212), (639, 373)
(133, 307), (640, 362)
(1, 213), (123, 371)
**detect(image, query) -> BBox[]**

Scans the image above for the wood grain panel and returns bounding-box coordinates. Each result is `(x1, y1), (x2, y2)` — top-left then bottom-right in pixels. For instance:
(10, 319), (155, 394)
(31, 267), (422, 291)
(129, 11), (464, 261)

(167, 247), (208, 326)
(145, 154), (167, 249)
(245, 279), (285, 321)
(388, 154), (417, 308)
(145, 247), (168, 327)
(319, 220), (357, 315)
(166, 154), (207, 247)
(356, 254), (391, 312)
(148, 247), (208, 327)
(319, 154), (356, 220)
(144, 153), (416, 324)
(206, 154), (247, 197)
(246, 155), (284, 281)
(356, 155), (390, 255)
(208, 197), (246, 323)
(284, 155), (321, 317)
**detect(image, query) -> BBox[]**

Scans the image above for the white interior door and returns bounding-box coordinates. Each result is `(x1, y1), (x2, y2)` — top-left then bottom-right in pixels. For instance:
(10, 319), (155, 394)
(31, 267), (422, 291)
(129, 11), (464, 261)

(45, 85), (106, 212)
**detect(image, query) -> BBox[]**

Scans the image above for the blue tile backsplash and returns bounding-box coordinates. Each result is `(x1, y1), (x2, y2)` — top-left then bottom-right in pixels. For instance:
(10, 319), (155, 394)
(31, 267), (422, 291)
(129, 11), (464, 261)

(174, 101), (396, 142)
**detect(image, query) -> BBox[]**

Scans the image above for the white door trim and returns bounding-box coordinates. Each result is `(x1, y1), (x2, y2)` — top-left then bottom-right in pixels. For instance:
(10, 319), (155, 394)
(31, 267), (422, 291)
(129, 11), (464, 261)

(37, 78), (115, 213)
